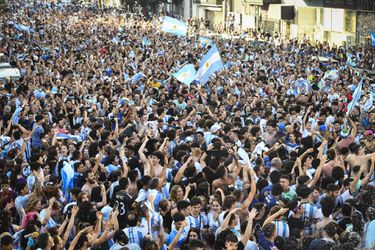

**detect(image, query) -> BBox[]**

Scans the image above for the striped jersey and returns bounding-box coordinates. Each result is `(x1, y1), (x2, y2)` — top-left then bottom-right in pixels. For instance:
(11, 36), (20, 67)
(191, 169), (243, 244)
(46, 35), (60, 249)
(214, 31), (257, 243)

(273, 220), (289, 239)
(301, 202), (319, 235)
(123, 219), (148, 246)
(188, 213), (208, 231)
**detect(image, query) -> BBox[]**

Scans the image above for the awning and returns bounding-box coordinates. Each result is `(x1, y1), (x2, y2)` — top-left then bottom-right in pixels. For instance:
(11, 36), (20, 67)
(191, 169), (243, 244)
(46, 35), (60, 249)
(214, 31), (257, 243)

(198, 4), (222, 11)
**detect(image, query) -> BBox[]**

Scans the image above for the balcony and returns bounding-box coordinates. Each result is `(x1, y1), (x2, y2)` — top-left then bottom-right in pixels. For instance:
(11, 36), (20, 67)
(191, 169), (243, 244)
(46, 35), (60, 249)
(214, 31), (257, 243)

(198, 0), (223, 6)
(242, 0), (263, 5)
(263, 0), (281, 4)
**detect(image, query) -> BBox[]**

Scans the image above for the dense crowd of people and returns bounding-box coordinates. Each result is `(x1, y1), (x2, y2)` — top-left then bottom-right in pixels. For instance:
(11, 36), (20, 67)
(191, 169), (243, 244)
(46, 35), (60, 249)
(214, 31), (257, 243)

(0, 1), (375, 250)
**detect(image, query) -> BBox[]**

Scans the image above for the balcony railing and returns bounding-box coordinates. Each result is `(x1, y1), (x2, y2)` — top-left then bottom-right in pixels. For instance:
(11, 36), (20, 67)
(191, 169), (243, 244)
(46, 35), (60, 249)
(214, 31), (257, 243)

(199, 0), (223, 5)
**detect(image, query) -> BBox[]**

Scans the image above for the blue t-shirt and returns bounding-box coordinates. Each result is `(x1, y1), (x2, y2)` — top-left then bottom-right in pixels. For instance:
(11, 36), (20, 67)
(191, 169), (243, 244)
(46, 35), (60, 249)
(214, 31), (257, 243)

(31, 125), (44, 149)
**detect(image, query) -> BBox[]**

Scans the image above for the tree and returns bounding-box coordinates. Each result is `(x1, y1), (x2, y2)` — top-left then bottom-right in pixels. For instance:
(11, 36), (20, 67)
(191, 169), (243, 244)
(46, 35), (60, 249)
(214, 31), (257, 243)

(138, 0), (162, 15)
(0, 0), (6, 13)
(121, 0), (136, 12)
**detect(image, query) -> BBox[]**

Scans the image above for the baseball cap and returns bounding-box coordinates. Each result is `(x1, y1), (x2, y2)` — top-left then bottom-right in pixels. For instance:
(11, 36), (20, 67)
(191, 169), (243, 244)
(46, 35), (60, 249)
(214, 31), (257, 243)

(211, 123), (221, 133)
(365, 130), (373, 136)
(100, 205), (112, 222)
(319, 125), (327, 132)
(340, 128), (350, 138)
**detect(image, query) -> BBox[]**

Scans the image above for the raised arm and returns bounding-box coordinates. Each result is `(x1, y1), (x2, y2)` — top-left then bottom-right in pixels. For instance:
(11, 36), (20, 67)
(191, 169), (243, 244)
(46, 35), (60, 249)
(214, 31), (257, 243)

(168, 220), (187, 250)
(119, 144), (129, 177)
(308, 154), (327, 188)
(302, 106), (312, 131)
(41, 197), (56, 226)
(349, 165), (365, 194)
(347, 116), (357, 137)
(219, 208), (240, 232)
(92, 217), (114, 246)
(361, 156), (375, 187)
(262, 208), (288, 227)
(95, 185), (107, 208)
(62, 206), (79, 246)
(240, 169), (256, 211)
(138, 135), (150, 164)
(241, 208), (258, 245)
(174, 156), (193, 184)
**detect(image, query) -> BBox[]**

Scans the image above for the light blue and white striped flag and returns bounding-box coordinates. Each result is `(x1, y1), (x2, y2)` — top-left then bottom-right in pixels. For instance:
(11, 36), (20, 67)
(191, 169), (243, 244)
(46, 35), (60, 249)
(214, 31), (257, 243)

(370, 30), (375, 46)
(12, 107), (22, 125)
(56, 133), (82, 141)
(161, 16), (188, 36)
(173, 64), (196, 86)
(142, 37), (151, 48)
(294, 78), (311, 94)
(198, 37), (213, 48)
(195, 44), (224, 85)
(347, 79), (363, 115)
(34, 89), (46, 99)
(61, 161), (74, 197)
(346, 54), (356, 67)
(131, 72), (146, 84)
(363, 93), (373, 112)
(15, 24), (33, 33)
(324, 69), (339, 82)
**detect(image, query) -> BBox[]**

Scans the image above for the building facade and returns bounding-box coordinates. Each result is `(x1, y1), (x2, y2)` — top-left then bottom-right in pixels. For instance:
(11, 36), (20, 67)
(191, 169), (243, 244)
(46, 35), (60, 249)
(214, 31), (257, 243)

(174, 0), (375, 47)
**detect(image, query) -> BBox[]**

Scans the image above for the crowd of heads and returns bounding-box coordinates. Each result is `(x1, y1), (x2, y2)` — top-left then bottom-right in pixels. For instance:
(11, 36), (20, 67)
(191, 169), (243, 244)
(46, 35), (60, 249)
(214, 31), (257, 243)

(0, 1), (375, 250)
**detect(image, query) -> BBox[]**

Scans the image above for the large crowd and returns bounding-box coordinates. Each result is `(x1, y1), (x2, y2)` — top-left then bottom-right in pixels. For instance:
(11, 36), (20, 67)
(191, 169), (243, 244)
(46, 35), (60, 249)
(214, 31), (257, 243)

(0, 1), (375, 250)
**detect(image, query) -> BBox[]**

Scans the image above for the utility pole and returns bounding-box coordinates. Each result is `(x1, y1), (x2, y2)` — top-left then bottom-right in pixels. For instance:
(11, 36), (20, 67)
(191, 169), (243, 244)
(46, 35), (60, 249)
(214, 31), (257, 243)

(223, 0), (227, 32)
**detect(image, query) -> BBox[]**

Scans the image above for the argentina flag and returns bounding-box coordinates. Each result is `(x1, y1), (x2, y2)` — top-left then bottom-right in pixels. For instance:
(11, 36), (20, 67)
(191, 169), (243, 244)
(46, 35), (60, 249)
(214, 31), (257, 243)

(61, 161), (74, 197)
(363, 93), (373, 112)
(346, 53), (356, 67)
(347, 78), (363, 115)
(15, 24), (33, 33)
(324, 69), (339, 82)
(198, 37), (213, 48)
(173, 64), (196, 86)
(12, 107), (22, 125)
(195, 44), (224, 85)
(161, 16), (188, 36)
(56, 133), (82, 141)
(131, 72), (146, 84)
(371, 30), (375, 46)
(142, 37), (151, 47)
(294, 78), (311, 94)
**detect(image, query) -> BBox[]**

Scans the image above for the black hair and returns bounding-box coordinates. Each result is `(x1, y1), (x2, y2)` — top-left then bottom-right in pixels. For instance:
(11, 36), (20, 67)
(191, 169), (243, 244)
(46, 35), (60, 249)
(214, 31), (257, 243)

(269, 171), (281, 184)
(173, 212), (185, 223)
(324, 222), (337, 237)
(320, 196), (335, 218)
(177, 200), (191, 211)
(149, 178), (160, 190)
(271, 183), (283, 196)
(263, 223), (276, 238)
(113, 230), (128, 244)
(297, 185), (312, 199)
(332, 166), (345, 181)
(342, 203), (352, 217)
(327, 183), (340, 192)
(190, 197), (201, 207)
(118, 177), (129, 189)
(126, 211), (139, 227)
(36, 232), (50, 249)
(189, 239), (205, 249)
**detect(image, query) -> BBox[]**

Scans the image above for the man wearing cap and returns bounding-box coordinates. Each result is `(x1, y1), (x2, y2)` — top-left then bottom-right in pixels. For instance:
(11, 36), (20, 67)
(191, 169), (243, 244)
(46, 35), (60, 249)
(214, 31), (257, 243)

(336, 116), (357, 151)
